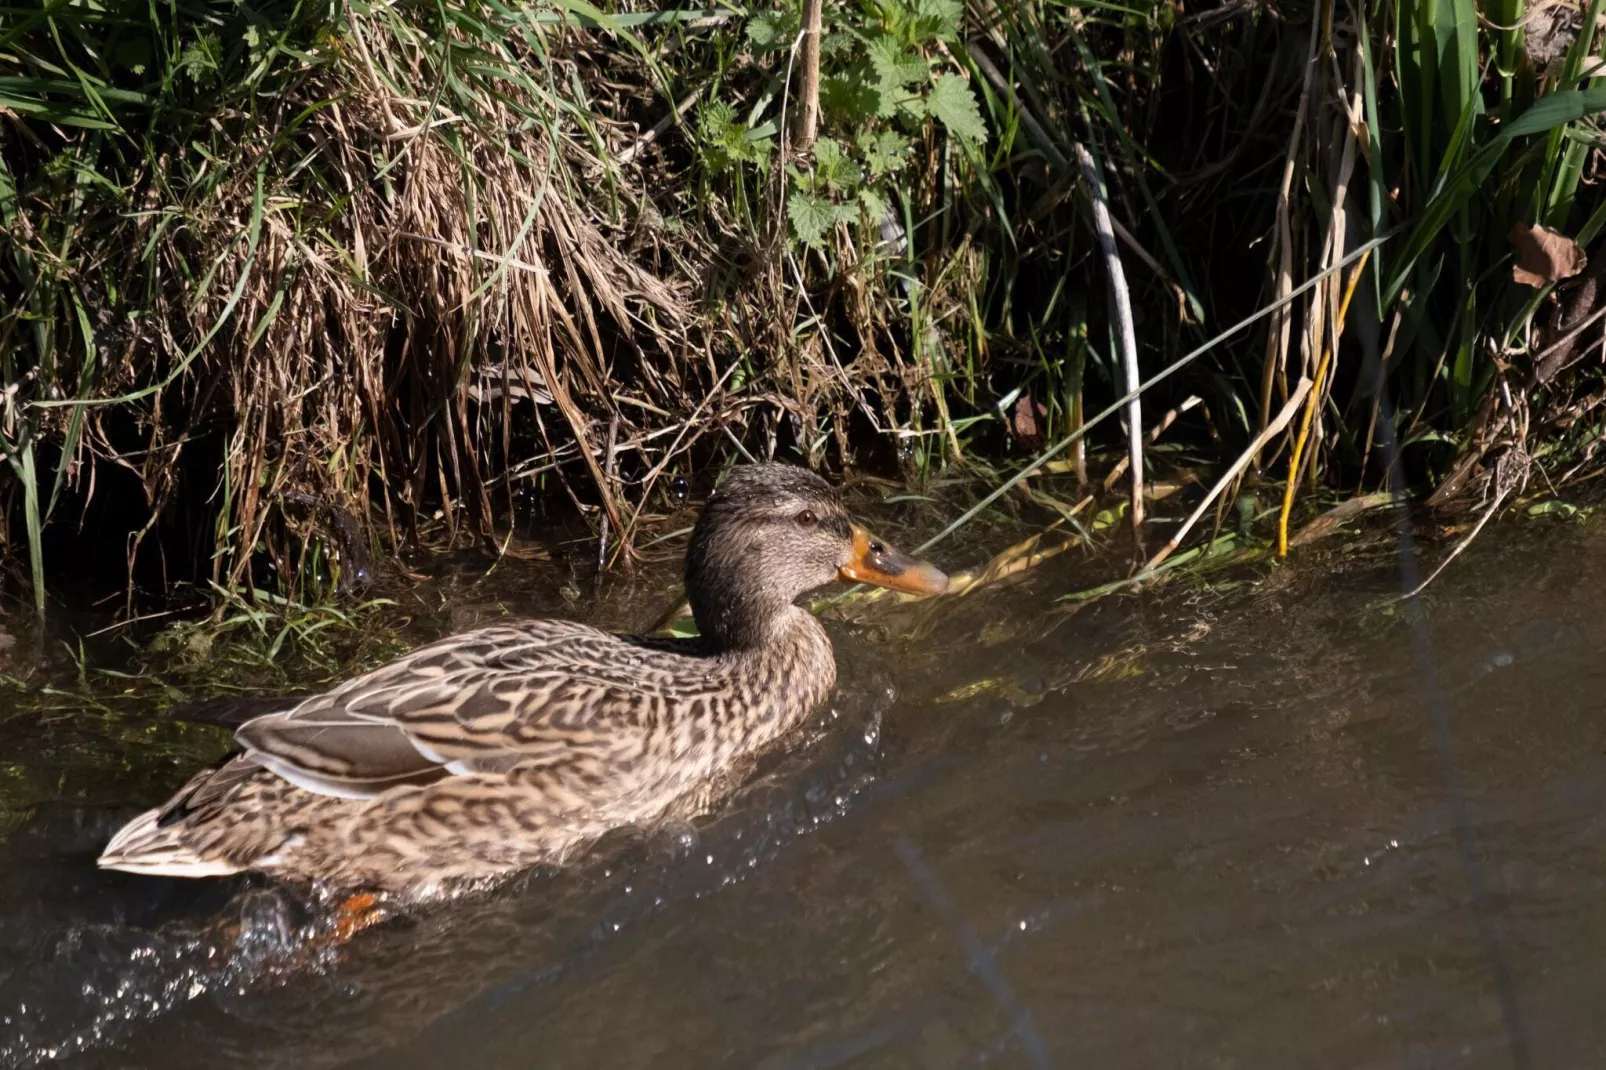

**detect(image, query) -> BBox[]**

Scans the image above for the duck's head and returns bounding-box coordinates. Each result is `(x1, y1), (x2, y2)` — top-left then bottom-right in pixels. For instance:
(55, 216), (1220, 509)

(684, 464), (948, 650)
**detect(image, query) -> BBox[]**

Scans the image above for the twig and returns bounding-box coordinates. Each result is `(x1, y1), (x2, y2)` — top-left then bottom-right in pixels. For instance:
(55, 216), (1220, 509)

(1101, 396), (1201, 492)
(1403, 445), (1530, 599)
(616, 87), (704, 167)
(398, 233), (547, 275)
(796, 0), (823, 152)
(1145, 377), (1313, 573)
(1532, 301), (1606, 371)
(1256, 19), (1319, 464)
(618, 357), (746, 548)
(720, 421), (758, 463)
(1296, 44), (1363, 482)
(912, 233), (1394, 556)
(1288, 490), (1400, 548)
(1073, 140), (1145, 560)
(528, 274), (628, 547)
(1401, 488), (1507, 600)
(596, 412), (620, 580)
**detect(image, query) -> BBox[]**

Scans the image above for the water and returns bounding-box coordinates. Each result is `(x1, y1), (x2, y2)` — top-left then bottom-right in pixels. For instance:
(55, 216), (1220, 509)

(4, 516), (1606, 1068)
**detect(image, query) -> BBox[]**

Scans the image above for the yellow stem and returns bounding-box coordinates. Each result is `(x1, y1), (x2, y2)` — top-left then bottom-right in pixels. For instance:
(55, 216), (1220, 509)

(1276, 247), (1373, 557)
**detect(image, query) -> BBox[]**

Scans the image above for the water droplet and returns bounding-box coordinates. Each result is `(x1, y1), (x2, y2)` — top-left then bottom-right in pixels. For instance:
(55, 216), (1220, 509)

(705, 854), (714, 865)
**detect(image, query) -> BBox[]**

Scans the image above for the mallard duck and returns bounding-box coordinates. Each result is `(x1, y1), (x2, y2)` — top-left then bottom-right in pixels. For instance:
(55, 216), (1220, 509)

(99, 464), (948, 900)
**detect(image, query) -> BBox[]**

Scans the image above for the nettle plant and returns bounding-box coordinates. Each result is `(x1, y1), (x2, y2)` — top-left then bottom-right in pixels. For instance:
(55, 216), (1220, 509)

(699, 0), (987, 249)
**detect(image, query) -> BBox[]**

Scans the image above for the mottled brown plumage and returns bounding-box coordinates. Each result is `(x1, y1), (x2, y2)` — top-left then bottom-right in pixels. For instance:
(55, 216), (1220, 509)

(99, 464), (948, 900)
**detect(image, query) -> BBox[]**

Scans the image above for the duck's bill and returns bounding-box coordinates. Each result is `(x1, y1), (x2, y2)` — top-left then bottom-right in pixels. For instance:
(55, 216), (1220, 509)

(838, 524), (950, 596)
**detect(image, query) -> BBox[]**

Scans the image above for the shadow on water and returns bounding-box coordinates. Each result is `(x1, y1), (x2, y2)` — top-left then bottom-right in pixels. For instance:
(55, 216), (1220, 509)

(5, 513), (1606, 1068)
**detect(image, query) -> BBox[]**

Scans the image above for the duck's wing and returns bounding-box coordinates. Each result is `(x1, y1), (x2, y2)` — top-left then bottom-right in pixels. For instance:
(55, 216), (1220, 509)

(229, 620), (703, 800)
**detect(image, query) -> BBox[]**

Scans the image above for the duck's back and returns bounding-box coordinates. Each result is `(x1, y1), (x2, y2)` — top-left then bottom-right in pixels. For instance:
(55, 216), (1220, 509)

(99, 615), (837, 895)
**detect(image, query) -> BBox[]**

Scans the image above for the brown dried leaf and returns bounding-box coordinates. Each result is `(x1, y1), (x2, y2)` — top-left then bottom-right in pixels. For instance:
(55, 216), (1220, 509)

(1510, 223), (1587, 288)
(1011, 393), (1043, 445)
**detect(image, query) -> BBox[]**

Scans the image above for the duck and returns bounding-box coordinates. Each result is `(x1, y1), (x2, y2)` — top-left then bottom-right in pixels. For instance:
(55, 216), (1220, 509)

(98, 464), (948, 901)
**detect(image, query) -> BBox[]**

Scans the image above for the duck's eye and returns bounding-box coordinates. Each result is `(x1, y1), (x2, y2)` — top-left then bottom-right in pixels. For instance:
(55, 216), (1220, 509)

(794, 509), (818, 528)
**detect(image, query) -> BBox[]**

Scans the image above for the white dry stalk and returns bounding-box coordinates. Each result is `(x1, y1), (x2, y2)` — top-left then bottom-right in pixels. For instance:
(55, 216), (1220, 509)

(1257, 20), (1320, 462)
(1145, 377), (1314, 573)
(1101, 395), (1202, 492)
(616, 87), (704, 167)
(1302, 49), (1364, 484)
(1402, 476), (1515, 600)
(1073, 141), (1145, 556)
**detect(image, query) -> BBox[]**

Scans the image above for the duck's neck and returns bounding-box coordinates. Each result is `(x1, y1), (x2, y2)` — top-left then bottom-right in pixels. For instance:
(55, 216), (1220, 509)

(697, 593), (826, 657)
(686, 573), (838, 728)
(714, 605), (838, 738)
(688, 573), (799, 653)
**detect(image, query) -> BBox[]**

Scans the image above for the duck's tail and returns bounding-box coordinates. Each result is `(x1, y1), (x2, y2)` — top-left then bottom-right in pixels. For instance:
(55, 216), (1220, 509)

(98, 806), (245, 878)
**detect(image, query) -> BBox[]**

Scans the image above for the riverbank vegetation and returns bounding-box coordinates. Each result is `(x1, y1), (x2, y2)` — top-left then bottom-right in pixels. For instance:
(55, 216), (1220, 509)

(5, 0), (1606, 625)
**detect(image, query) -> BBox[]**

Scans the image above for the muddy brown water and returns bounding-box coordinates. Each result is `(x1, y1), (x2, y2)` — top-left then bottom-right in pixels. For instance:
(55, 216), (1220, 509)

(2, 515), (1604, 1068)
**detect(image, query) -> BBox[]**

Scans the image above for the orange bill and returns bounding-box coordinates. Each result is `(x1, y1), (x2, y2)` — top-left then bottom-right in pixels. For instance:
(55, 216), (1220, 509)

(838, 524), (950, 596)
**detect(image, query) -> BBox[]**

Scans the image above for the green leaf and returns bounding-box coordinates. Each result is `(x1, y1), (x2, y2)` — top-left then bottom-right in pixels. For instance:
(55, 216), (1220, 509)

(1527, 500), (1581, 518)
(905, 0), (964, 43)
(1504, 84), (1606, 138)
(927, 74), (987, 145)
(789, 191), (838, 247)
(812, 138), (862, 191)
(858, 186), (891, 222)
(1434, 0), (1480, 145)
(701, 99), (737, 135)
(867, 38), (929, 118)
(821, 72), (882, 122)
(870, 37), (929, 88)
(0, 93), (118, 129)
(698, 100), (739, 171)
(747, 9), (798, 51)
(858, 130), (911, 177)
(179, 33), (223, 84)
(1385, 85), (1606, 304)
(821, 30), (857, 57)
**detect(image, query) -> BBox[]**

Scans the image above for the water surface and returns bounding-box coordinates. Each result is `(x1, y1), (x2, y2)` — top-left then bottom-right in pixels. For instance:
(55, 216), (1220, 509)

(3, 516), (1604, 1068)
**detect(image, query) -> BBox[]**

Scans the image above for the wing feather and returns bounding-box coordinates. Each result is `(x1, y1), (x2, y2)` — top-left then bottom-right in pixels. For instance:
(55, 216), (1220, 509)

(230, 620), (711, 801)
